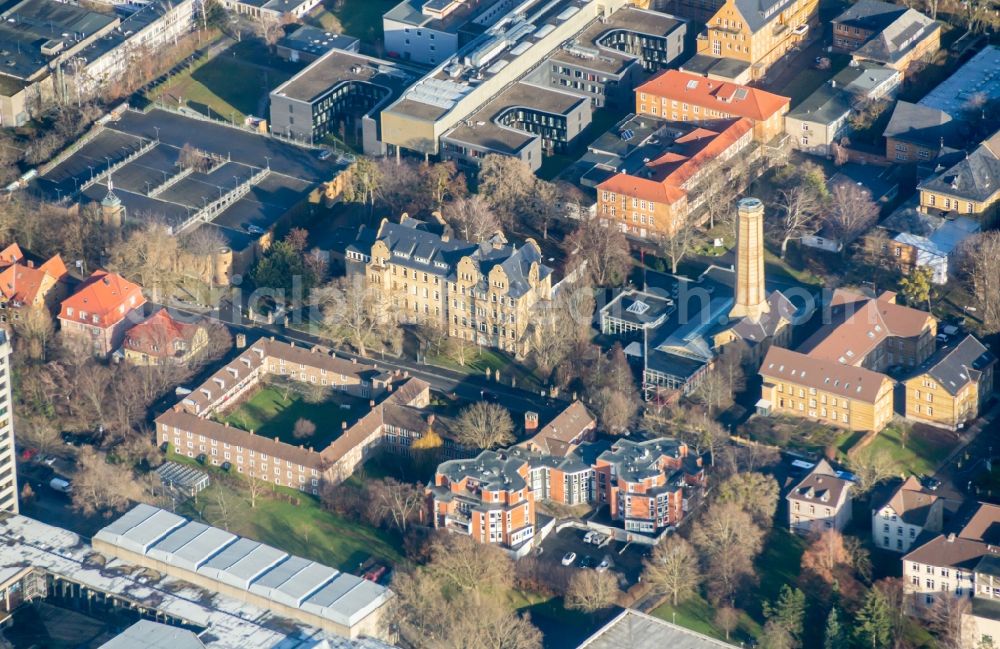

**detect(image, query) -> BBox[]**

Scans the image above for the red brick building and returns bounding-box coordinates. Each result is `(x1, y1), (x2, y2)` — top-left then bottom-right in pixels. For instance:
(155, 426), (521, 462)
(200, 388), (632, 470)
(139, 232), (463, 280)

(58, 270), (145, 357)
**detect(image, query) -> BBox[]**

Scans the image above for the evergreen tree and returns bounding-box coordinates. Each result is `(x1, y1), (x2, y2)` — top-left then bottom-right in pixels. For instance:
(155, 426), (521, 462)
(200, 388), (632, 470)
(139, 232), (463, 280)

(856, 589), (893, 649)
(823, 607), (847, 649)
(763, 584), (807, 644)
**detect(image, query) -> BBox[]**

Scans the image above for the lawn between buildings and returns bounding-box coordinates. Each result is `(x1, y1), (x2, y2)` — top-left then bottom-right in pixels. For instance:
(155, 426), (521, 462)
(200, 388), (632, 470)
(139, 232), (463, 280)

(216, 383), (369, 449)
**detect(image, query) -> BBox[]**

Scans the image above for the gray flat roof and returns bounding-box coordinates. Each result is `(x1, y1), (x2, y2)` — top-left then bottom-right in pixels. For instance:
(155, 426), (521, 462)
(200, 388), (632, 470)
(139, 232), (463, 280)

(96, 505), (393, 634)
(148, 522), (238, 573)
(198, 537), (287, 590)
(99, 621), (205, 649)
(919, 45), (1000, 118)
(249, 556), (340, 608)
(93, 505), (185, 555)
(580, 610), (733, 649)
(272, 49), (413, 104)
(547, 8), (683, 75)
(442, 82), (587, 153)
(302, 574), (389, 626)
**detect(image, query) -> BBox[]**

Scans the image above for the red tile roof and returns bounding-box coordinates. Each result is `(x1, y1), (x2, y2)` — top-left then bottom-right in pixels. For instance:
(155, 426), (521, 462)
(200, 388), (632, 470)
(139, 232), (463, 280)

(636, 70), (790, 122)
(597, 118), (753, 206)
(0, 243), (24, 268)
(0, 253), (68, 307)
(59, 269), (145, 328)
(124, 310), (204, 359)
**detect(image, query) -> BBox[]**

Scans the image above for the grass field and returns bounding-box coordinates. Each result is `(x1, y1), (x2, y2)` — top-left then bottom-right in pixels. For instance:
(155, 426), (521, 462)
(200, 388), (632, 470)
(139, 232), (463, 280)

(219, 384), (367, 448)
(425, 348), (545, 392)
(305, 0), (398, 44)
(181, 478), (406, 571)
(149, 49), (293, 123)
(862, 422), (957, 476)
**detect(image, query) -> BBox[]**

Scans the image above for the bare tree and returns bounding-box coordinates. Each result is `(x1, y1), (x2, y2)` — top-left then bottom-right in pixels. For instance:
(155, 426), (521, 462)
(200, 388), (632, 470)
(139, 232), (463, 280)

(662, 222), (696, 275)
(443, 195), (502, 242)
(15, 416), (62, 455)
(715, 472), (779, 526)
(343, 157), (381, 212)
(421, 161), (467, 209)
(245, 473), (271, 509)
(959, 231), (1000, 333)
(849, 449), (895, 495)
(371, 478), (425, 533)
(643, 536), (701, 606)
(715, 607), (740, 641)
(565, 570), (620, 613)
(454, 402), (515, 449)
(825, 183), (880, 250)
(690, 502), (765, 604)
(376, 159), (425, 215)
(563, 216), (631, 287)
(293, 418), (316, 440)
(107, 223), (183, 302)
(313, 275), (397, 357)
(72, 447), (144, 516)
(592, 387), (638, 435)
(13, 306), (55, 362)
(772, 185), (821, 259)
(478, 154), (537, 227)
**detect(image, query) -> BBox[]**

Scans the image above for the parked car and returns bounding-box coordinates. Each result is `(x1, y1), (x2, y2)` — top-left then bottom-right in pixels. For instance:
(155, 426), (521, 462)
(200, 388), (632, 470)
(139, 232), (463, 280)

(578, 555), (596, 569)
(20, 448), (38, 462)
(583, 531), (596, 544)
(363, 564), (389, 583)
(922, 476), (941, 491)
(49, 478), (72, 494)
(561, 552), (577, 566)
(596, 557), (612, 573)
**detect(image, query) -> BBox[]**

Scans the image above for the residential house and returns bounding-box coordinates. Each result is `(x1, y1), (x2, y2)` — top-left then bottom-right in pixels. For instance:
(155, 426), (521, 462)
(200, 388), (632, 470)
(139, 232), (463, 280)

(902, 502), (1000, 613)
(868, 199), (981, 284)
(634, 70), (790, 142)
(759, 288), (937, 432)
(689, 0), (818, 82)
(58, 270), (145, 358)
(917, 130), (1000, 225)
(787, 459), (853, 535)
(156, 338), (436, 491)
(0, 245), (68, 324)
(347, 215), (553, 354)
(832, 0), (940, 75)
(871, 476), (944, 553)
(760, 345), (895, 431)
(904, 335), (996, 431)
(884, 101), (955, 163)
(596, 117), (754, 238)
(785, 62), (901, 156)
(123, 310), (209, 366)
(520, 401), (596, 456)
(429, 432), (705, 551)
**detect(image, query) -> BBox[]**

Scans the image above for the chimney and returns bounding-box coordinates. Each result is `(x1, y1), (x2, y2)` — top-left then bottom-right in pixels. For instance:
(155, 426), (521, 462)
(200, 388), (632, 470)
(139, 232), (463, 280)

(342, 421), (348, 430)
(525, 411), (539, 431)
(427, 413), (436, 427)
(729, 197), (769, 322)
(26, 260), (33, 268)
(947, 533), (956, 542)
(370, 400), (376, 408)
(352, 358), (357, 364)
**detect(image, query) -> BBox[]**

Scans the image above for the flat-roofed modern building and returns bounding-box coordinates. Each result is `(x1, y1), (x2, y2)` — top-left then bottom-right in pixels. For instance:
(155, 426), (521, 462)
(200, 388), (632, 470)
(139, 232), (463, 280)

(525, 8), (687, 108)
(379, 0), (632, 158)
(270, 49), (417, 154)
(383, 0), (519, 65)
(440, 82), (591, 170)
(0, 332), (15, 513)
(93, 504), (394, 640)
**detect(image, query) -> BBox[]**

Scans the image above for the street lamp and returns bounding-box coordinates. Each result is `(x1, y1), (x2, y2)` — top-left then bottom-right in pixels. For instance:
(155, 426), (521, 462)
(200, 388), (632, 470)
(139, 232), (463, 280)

(154, 126), (160, 141)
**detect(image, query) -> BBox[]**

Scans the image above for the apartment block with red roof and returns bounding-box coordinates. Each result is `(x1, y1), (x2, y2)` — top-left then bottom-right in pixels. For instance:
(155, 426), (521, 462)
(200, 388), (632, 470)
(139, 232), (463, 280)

(596, 117), (754, 239)
(635, 70), (790, 142)
(123, 309), (209, 366)
(0, 243), (69, 324)
(58, 270), (146, 358)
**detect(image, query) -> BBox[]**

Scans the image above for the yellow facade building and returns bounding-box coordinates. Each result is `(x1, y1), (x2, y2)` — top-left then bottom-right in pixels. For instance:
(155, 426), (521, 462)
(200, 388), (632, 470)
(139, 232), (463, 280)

(904, 335), (996, 431)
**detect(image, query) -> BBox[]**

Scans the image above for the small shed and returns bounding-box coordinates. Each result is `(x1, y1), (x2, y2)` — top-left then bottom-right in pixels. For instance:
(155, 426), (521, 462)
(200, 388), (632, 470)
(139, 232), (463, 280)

(155, 462), (210, 497)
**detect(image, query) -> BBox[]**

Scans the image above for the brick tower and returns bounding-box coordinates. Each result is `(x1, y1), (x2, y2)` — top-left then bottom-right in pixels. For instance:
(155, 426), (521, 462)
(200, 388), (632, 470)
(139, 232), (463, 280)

(729, 197), (769, 321)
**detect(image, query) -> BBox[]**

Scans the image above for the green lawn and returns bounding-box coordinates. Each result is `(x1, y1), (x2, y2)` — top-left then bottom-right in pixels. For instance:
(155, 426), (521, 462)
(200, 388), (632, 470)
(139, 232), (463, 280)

(149, 53), (293, 123)
(755, 527), (806, 613)
(652, 595), (760, 644)
(425, 348), (545, 392)
(180, 478), (405, 572)
(863, 422), (957, 476)
(218, 384), (367, 449)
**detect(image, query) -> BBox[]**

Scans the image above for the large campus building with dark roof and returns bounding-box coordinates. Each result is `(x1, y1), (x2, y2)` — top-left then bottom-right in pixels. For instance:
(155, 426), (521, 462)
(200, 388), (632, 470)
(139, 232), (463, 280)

(347, 215), (553, 354)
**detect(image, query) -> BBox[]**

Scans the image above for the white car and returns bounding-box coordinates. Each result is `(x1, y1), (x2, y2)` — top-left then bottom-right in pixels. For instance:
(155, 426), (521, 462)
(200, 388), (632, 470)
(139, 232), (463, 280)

(583, 531), (596, 544)
(596, 557), (612, 573)
(561, 552), (577, 566)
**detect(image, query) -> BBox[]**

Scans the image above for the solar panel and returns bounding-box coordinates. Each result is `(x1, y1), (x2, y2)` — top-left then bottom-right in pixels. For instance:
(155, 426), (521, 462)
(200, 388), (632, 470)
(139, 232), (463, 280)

(734, 88), (748, 100)
(620, 129), (634, 141)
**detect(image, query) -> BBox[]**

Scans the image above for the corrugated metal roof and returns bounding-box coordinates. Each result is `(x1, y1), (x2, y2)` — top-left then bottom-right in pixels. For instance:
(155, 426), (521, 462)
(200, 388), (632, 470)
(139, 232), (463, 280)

(249, 556), (339, 608)
(148, 522), (237, 573)
(198, 538), (287, 590)
(97, 506), (186, 555)
(302, 575), (388, 626)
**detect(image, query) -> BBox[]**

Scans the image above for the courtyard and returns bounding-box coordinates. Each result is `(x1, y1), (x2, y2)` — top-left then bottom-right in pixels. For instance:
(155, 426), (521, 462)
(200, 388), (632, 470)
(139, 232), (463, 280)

(217, 380), (369, 449)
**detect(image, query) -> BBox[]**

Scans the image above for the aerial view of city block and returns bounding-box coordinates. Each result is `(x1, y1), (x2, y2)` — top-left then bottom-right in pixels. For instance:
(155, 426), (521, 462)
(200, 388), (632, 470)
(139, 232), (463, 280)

(0, 0), (997, 646)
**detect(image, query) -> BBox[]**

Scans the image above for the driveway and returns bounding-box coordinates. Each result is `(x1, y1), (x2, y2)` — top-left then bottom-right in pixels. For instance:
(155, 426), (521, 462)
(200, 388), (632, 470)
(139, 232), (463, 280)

(537, 526), (650, 586)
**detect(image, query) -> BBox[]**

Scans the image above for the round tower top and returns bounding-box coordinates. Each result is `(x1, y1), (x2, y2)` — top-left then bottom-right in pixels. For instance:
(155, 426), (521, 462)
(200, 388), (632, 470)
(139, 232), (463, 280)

(738, 197), (763, 212)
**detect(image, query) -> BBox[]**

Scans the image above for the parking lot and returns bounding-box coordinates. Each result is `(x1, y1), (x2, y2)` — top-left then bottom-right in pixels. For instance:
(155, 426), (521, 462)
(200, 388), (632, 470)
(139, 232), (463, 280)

(537, 526), (650, 585)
